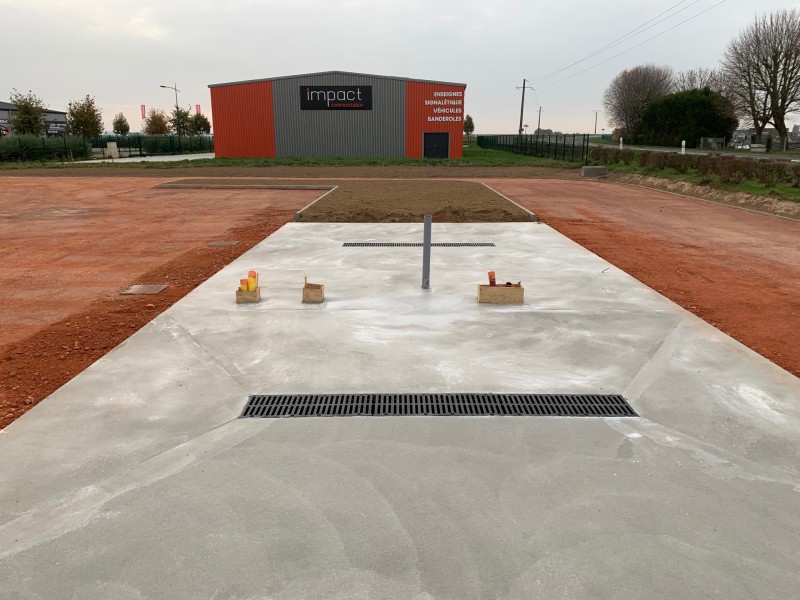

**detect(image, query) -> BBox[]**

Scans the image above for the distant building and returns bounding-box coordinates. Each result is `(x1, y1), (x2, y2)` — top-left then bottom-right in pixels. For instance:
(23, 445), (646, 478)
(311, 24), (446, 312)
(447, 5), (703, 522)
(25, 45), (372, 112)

(0, 101), (67, 137)
(209, 71), (467, 159)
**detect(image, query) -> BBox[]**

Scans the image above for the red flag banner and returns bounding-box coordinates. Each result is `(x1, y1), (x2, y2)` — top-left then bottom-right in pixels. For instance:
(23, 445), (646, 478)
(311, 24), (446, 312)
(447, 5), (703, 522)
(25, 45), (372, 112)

(195, 104), (201, 115)
(140, 105), (146, 119)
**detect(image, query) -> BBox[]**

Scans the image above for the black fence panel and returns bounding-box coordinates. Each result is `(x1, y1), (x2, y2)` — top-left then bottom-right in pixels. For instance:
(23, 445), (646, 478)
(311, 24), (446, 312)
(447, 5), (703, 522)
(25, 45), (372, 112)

(0, 134), (214, 162)
(477, 134), (589, 164)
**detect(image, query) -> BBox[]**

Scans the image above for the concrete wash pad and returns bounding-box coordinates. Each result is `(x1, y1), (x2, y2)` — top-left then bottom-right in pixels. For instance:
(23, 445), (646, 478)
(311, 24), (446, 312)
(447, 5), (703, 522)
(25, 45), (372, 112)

(1, 222), (799, 599)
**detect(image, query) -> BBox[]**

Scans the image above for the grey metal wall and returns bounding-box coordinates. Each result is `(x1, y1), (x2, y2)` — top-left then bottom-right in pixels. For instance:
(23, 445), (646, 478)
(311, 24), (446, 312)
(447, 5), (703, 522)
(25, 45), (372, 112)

(272, 73), (405, 158)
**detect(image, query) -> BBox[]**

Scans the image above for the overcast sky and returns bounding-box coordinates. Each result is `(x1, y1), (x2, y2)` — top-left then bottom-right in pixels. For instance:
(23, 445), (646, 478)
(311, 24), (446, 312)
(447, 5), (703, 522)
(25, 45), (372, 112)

(3, 0), (797, 134)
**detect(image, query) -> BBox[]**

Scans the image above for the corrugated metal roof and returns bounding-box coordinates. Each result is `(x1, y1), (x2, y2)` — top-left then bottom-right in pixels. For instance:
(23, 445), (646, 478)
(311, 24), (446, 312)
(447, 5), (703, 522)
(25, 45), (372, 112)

(209, 70), (467, 89)
(0, 101), (67, 116)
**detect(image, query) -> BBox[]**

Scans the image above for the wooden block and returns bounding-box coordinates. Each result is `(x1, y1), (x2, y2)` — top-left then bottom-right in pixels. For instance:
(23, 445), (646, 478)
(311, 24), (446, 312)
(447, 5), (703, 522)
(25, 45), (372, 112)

(477, 283), (523, 304)
(236, 287), (261, 304)
(302, 282), (325, 303)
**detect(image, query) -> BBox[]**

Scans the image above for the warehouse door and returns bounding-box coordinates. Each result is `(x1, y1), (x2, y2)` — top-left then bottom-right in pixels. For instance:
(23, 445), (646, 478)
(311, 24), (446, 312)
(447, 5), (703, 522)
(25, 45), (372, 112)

(423, 133), (449, 158)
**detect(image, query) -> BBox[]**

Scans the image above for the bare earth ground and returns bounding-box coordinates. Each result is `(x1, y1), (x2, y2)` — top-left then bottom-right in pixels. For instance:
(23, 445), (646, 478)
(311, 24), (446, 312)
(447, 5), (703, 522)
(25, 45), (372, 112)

(1, 171), (798, 428)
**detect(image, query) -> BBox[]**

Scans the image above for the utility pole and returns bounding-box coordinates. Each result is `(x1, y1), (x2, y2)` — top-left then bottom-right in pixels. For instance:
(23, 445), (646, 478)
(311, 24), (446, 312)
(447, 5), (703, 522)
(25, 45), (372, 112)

(516, 79), (534, 135)
(593, 110), (600, 134)
(536, 106), (543, 135)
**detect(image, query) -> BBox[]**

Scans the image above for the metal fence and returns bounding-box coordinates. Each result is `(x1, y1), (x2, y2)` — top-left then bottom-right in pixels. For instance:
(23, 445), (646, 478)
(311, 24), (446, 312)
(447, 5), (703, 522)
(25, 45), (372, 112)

(87, 135), (214, 157)
(477, 134), (590, 163)
(0, 134), (214, 162)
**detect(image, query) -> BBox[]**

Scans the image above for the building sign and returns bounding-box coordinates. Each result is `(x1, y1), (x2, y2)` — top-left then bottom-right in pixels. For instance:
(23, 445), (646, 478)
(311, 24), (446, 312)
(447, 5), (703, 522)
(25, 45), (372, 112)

(423, 90), (463, 123)
(300, 86), (372, 110)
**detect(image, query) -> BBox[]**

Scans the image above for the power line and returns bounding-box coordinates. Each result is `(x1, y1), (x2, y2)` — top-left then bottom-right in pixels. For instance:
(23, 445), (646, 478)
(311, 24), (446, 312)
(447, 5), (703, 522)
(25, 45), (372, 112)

(535, 0), (729, 91)
(532, 0), (703, 85)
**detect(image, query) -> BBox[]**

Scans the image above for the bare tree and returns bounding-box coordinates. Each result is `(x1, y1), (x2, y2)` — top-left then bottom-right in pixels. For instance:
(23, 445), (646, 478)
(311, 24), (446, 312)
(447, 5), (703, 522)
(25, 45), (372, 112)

(602, 64), (674, 139)
(675, 68), (722, 92)
(722, 9), (800, 143)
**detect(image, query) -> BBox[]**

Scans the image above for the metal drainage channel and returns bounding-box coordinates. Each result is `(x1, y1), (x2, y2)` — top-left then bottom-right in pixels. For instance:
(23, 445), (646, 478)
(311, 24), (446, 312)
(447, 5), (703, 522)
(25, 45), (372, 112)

(343, 242), (495, 248)
(240, 393), (637, 418)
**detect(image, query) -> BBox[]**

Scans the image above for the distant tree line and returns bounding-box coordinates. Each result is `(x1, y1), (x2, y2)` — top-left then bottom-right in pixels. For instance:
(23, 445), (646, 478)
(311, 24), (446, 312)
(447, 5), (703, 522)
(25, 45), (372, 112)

(601, 8), (800, 148)
(6, 90), (212, 137)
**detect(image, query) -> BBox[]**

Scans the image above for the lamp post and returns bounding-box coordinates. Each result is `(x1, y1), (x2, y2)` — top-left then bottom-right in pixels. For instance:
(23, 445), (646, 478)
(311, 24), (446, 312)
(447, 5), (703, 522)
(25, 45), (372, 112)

(159, 83), (181, 153)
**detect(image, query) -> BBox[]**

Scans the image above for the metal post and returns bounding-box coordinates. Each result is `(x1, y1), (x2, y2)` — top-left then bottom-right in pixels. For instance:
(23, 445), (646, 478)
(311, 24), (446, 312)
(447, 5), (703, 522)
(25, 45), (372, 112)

(421, 214), (432, 289)
(518, 79), (526, 136)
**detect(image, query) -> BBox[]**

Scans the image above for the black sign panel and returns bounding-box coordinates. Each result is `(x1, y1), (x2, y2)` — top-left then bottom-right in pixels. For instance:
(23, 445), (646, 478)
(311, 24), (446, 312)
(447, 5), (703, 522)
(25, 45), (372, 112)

(300, 86), (372, 110)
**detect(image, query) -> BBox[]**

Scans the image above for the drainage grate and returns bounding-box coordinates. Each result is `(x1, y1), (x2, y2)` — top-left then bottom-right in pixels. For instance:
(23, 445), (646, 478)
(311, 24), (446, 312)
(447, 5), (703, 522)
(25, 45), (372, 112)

(343, 242), (495, 248)
(207, 240), (240, 247)
(120, 284), (168, 295)
(240, 393), (637, 418)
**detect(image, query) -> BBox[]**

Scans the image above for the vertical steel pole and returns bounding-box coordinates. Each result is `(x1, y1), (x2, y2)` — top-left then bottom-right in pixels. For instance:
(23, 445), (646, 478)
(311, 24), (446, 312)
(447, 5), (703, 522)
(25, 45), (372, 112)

(518, 79), (526, 136)
(421, 214), (432, 289)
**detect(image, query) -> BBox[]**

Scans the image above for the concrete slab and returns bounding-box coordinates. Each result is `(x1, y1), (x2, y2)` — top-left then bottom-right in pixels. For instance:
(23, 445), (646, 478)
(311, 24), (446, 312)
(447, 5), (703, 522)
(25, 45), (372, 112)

(1, 222), (799, 599)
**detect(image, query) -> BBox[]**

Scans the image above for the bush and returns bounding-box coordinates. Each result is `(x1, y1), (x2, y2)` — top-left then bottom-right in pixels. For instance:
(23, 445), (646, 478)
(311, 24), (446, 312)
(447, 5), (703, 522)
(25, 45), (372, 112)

(665, 153), (695, 173)
(644, 152), (668, 170)
(716, 157), (745, 184)
(790, 164), (800, 188)
(696, 155), (719, 176)
(754, 161), (791, 187)
(619, 148), (635, 165)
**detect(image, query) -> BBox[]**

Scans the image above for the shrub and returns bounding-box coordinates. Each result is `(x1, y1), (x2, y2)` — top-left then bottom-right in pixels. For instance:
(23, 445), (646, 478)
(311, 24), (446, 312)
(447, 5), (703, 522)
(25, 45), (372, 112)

(696, 155), (719, 176)
(716, 157), (745, 184)
(644, 152), (668, 170)
(754, 161), (786, 187)
(619, 148), (635, 165)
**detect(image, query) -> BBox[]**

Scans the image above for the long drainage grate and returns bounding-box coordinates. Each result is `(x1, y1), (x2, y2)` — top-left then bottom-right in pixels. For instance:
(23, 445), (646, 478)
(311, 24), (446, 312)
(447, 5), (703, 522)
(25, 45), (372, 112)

(343, 242), (495, 248)
(240, 393), (637, 418)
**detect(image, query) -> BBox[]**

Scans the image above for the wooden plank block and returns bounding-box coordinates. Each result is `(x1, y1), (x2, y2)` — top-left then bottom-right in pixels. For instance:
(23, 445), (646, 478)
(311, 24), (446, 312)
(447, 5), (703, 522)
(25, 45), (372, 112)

(303, 283), (324, 304)
(236, 287), (261, 304)
(477, 283), (523, 304)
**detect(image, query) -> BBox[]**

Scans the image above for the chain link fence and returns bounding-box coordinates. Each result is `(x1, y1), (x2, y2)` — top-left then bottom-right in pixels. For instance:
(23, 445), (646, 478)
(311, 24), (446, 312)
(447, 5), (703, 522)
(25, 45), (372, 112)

(477, 134), (590, 164)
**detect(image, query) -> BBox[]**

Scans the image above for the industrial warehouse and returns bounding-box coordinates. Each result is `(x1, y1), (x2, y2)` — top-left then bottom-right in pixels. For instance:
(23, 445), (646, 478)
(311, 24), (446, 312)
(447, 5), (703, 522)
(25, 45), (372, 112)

(209, 71), (467, 159)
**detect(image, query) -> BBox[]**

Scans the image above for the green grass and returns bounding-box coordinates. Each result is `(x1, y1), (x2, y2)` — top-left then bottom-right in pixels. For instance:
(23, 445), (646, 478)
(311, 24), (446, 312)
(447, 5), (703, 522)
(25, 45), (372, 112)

(0, 145), (579, 170)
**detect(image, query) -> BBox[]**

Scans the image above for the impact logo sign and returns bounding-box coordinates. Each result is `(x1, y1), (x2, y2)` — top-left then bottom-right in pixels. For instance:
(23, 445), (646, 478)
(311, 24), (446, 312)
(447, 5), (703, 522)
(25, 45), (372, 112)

(301, 86), (372, 110)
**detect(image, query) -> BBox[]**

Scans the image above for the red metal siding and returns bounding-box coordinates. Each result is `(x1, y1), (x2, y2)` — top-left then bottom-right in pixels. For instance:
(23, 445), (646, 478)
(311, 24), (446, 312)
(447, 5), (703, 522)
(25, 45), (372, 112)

(405, 82), (466, 159)
(210, 81), (275, 158)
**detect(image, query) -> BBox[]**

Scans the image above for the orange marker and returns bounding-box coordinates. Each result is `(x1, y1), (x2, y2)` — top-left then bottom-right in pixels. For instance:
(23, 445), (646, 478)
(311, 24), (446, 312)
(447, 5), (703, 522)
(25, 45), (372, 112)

(239, 278), (248, 291)
(488, 271), (496, 286)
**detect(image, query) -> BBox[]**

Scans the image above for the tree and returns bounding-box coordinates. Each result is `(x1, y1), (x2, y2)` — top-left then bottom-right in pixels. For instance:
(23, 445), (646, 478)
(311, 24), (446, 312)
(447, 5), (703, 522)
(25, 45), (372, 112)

(189, 112), (211, 135)
(639, 88), (738, 148)
(112, 112), (130, 135)
(602, 64), (674, 140)
(463, 114), (475, 136)
(170, 106), (192, 136)
(142, 108), (170, 135)
(8, 89), (46, 136)
(65, 95), (103, 138)
(675, 68), (722, 93)
(722, 9), (800, 143)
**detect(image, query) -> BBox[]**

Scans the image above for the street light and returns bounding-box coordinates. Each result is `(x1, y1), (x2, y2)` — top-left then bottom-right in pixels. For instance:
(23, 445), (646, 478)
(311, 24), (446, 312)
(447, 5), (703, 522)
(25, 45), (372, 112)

(160, 83), (181, 152)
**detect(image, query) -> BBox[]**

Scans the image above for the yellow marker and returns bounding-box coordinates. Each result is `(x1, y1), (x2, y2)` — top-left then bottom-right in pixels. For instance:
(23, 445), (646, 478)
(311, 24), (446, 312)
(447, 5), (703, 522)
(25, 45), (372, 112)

(239, 278), (248, 291)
